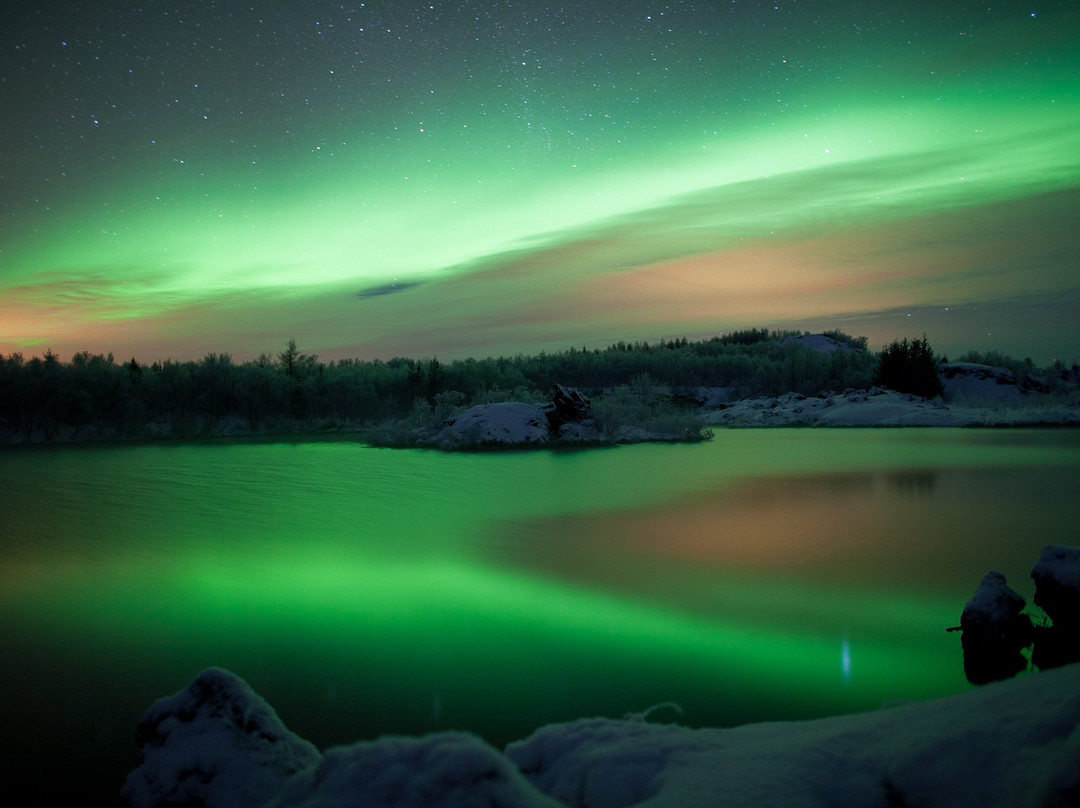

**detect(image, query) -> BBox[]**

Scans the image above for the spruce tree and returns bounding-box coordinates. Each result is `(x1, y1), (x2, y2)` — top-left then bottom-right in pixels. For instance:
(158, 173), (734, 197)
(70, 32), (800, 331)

(873, 336), (943, 398)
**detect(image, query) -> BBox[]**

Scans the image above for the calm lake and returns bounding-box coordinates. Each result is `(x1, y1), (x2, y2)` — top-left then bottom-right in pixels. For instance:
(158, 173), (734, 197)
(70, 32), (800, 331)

(2, 428), (1079, 804)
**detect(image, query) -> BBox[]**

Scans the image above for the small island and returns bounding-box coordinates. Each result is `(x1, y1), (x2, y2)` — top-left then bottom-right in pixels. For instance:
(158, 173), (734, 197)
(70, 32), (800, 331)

(2, 329), (1078, 448)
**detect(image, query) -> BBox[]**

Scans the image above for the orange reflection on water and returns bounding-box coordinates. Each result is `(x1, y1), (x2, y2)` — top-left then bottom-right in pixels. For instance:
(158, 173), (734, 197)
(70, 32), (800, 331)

(506, 470), (997, 597)
(599, 475), (887, 573)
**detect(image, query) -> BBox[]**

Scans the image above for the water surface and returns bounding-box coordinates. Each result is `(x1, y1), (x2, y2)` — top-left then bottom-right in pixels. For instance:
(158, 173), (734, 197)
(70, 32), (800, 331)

(2, 428), (1078, 804)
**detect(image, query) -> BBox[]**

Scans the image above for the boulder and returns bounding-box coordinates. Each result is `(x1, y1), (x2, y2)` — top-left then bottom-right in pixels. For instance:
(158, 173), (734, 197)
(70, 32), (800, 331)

(121, 668), (320, 808)
(545, 384), (592, 433)
(1031, 545), (1080, 627)
(940, 363), (1021, 401)
(428, 402), (550, 448)
(1031, 545), (1080, 670)
(957, 571), (1033, 684)
(783, 333), (863, 354)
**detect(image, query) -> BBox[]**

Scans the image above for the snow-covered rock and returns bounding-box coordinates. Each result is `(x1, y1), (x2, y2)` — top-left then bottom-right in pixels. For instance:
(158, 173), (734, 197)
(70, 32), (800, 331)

(1032, 545), (1080, 629)
(701, 386), (1080, 427)
(545, 384), (592, 430)
(125, 664), (1080, 808)
(957, 571), (1033, 684)
(960, 571), (1029, 633)
(703, 389), (957, 427)
(121, 668), (320, 808)
(424, 402), (550, 448)
(784, 333), (863, 354)
(815, 389), (951, 426)
(271, 732), (563, 808)
(507, 663), (1080, 808)
(543, 385), (604, 442)
(940, 362), (1022, 401)
(1031, 546), (1080, 670)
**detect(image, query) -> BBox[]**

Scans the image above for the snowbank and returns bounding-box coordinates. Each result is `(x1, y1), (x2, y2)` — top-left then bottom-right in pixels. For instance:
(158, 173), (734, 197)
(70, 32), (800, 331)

(272, 733), (563, 808)
(508, 664), (1080, 807)
(703, 389), (958, 427)
(124, 664), (1080, 808)
(703, 387), (1080, 427)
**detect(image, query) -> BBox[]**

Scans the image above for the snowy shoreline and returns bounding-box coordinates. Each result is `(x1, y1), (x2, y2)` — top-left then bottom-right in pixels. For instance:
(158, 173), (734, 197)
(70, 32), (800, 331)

(701, 385), (1080, 428)
(389, 358), (1080, 445)
(3, 389), (1077, 448)
(123, 663), (1080, 808)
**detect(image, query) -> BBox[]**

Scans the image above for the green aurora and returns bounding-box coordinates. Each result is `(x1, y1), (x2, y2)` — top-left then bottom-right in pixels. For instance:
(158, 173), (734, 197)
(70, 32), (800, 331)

(2, 2), (1078, 362)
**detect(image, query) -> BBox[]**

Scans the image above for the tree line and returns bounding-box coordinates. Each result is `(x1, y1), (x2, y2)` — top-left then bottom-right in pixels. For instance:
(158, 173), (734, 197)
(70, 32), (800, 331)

(0, 329), (868, 441)
(1, 328), (1066, 443)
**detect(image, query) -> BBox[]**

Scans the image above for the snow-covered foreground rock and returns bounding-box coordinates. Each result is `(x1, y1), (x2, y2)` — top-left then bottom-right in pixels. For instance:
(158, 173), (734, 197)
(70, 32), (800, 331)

(121, 668), (320, 808)
(955, 571), (1034, 684)
(271, 733), (563, 808)
(124, 664), (1080, 808)
(1032, 545), (1080, 628)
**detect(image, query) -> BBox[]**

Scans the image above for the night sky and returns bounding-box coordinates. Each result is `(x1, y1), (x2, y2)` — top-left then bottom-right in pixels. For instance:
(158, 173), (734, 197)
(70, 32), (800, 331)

(2, 2), (1078, 363)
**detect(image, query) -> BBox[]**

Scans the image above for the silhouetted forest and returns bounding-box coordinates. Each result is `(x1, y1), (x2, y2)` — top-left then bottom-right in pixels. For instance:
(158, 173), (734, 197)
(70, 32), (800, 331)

(1, 328), (1070, 443)
(0, 329), (871, 442)
(873, 336), (944, 399)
